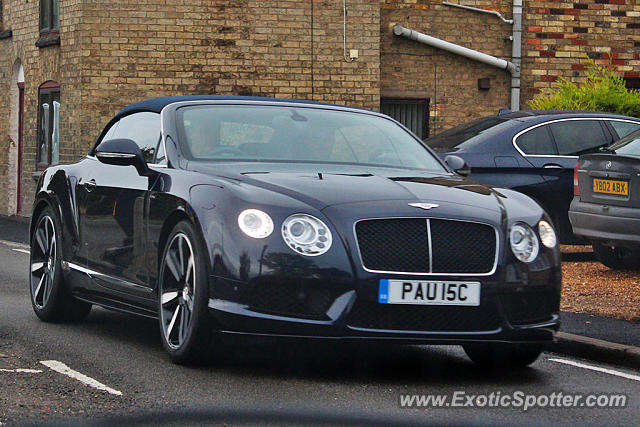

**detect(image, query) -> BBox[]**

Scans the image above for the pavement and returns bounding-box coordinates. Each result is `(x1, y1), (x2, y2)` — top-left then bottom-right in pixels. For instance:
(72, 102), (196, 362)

(1, 214), (640, 424)
(0, 215), (29, 245)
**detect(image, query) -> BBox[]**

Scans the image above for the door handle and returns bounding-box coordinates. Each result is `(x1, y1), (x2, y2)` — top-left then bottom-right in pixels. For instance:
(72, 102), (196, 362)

(83, 179), (97, 192)
(543, 164), (563, 169)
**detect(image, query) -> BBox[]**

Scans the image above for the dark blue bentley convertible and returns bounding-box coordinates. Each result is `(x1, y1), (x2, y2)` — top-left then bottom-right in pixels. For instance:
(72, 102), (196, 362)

(30, 96), (561, 367)
(427, 111), (640, 242)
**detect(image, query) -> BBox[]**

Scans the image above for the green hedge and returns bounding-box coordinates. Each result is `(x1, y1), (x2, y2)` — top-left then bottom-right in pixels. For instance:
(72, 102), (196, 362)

(528, 61), (640, 118)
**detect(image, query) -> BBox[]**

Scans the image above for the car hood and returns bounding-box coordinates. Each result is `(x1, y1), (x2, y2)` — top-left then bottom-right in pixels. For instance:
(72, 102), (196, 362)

(189, 162), (505, 214)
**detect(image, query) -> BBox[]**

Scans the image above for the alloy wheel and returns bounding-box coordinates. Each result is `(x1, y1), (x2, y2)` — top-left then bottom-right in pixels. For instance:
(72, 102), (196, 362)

(30, 215), (57, 309)
(160, 233), (196, 349)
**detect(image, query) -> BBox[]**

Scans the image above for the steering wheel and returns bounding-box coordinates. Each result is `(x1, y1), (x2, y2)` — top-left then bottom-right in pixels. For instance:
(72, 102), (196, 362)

(205, 146), (245, 158)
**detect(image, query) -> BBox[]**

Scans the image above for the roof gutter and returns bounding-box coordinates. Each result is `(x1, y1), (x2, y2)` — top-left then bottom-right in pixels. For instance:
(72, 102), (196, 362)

(393, 2), (522, 112)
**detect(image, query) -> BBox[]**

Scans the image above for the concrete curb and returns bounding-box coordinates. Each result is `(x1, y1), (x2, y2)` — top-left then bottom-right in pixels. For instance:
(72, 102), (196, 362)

(550, 332), (640, 370)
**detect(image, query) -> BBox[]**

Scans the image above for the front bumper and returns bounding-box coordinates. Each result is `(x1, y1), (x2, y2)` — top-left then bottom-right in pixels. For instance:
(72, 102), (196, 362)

(207, 255), (561, 344)
(569, 198), (640, 248)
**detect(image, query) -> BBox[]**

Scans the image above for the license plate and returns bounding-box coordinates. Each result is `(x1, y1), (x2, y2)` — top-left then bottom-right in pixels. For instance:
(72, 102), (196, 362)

(378, 279), (480, 306)
(593, 178), (629, 196)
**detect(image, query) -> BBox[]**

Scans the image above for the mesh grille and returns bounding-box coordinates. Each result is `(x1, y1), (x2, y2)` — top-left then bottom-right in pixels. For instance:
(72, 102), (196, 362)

(430, 219), (496, 273)
(346, 301), (501, 332)
(502, 291), (559, 325)
(355, 219), (429, 273)
(355, 218), (496, 274)
(247, 281), (335, 319)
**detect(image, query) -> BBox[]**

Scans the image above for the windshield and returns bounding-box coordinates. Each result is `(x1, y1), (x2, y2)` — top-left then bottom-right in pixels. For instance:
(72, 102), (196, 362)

(609, 129), (640, 156)
(175, 105), (446, 171)
(424, 116), (509, 153)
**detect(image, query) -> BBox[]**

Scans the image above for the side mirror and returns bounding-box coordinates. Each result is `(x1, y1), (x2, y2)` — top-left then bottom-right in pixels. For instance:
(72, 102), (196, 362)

(444, 155), (471, 177)
(95, 138), (151, 176)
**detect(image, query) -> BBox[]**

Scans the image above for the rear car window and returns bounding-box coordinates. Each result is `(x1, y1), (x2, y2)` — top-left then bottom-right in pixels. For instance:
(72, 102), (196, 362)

(609, 130), (640, 156)
(516, 125), (555, 155)
(609, 120), (640, 139)
(425, 116), (508, 152)
(549, 120), (608, 156)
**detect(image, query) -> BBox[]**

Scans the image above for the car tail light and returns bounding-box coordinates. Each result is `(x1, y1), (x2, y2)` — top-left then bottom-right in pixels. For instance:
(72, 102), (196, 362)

(573, 162), (580, 196)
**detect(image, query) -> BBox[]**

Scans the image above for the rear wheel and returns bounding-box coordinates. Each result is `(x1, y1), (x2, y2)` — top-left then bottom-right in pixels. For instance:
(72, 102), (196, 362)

(158, 221), (214, 364)
(592, 243), (639, 270)
(30, 207), (92, 323)
(463, 343), (543, 369)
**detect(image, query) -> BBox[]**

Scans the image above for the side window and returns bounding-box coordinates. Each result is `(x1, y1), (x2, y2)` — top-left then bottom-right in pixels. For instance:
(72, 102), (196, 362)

(112, 112), (161, 163)
(549, 120), (607, 156)
(515, 126), (556, 155)
(609, 121), (640, 140)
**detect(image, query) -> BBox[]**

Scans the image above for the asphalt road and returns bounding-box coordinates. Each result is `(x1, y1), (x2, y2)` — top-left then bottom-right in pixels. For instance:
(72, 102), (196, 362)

(1, 242), (639, 425)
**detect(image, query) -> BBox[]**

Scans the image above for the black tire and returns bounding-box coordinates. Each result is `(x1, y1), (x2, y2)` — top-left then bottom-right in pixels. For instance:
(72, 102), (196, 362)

(463, 343), (543, 369)
(30, 207), (92, 323)
(158, 220), (214, 364)
(592, 243), (640, 270)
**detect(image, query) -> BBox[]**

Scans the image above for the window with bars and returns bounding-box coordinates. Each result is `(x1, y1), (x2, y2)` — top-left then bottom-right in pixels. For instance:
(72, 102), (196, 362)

(381, 98), (430, 140)
(37, 81), (61, 169)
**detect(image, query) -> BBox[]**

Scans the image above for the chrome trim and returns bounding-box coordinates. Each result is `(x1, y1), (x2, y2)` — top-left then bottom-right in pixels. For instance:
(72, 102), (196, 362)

(160, 99), (393, 120)
(96, 152), (136, 159)
(353, 217), (500, 277)
(85, 155), (167, 169)
(426, 219), (433, 273)
(66, 262), (150, 291)
(511, 117), (640, 159)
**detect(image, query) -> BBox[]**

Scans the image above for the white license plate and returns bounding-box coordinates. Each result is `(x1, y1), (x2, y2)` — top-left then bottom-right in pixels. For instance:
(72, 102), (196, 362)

(378, 279), (480, 306)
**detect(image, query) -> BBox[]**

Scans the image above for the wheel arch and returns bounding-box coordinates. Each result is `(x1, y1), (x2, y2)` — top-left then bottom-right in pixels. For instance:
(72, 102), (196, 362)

(156, 205), (211, 277)
(30, 193), (63, 243)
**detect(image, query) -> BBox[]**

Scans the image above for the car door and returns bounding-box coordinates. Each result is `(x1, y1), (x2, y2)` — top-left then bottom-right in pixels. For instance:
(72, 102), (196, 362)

(520, 119), (612, 238)
(76, 112), (161, 295)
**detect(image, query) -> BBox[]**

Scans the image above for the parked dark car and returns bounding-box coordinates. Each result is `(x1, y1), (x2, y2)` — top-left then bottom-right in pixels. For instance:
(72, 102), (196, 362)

(569, 130), (640, 269)
(30, 96), (561, 368)
(426, 111), (640, 243)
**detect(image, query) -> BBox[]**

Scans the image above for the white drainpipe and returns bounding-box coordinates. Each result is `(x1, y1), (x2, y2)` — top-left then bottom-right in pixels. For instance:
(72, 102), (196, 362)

(510, 0), (523, 112)
(393, 1), (523, 111)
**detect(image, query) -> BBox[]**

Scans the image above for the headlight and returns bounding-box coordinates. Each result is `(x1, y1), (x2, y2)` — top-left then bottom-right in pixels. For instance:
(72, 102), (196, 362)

(509, 223), (539, 263)
(538, 220), (557, 248)
(238, 209), (274, 238)
(282, 214), (332, 256)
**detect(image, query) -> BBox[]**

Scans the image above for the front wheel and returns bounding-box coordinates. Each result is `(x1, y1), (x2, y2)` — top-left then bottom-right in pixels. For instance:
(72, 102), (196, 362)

(463, 343), (543, 369)
(158, 221), (214, 364)
(592, 243), (639, 270)
(30, 207), (91, 323)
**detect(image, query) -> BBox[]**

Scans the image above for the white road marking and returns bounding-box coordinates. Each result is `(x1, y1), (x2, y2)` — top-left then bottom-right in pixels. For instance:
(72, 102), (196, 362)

(11, 248), (30, 255)
(0, 239), (29, 250)
(40, 360), (122, 396)
(0, 368), (42, 373)
(549, 358), (640, 382)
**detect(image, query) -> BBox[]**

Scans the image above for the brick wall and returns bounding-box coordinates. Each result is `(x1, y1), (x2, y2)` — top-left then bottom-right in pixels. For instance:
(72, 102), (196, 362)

(78, 0), (380, 156)
(522, 0), (640, 100)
